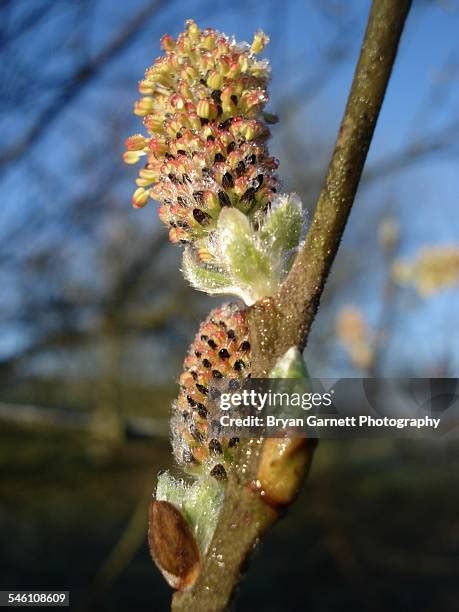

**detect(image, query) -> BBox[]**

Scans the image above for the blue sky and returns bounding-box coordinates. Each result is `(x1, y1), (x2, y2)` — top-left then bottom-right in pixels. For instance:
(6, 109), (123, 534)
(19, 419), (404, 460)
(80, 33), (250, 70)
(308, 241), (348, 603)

(1, 0), (458, 376)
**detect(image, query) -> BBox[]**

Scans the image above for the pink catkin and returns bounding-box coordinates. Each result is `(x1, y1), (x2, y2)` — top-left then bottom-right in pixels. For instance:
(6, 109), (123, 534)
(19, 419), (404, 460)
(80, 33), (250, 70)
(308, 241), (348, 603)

(171, 304), (251, 479)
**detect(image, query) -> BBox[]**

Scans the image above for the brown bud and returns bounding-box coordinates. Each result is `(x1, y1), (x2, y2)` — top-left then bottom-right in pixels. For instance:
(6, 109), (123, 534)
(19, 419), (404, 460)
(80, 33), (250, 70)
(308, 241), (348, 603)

(255, 438), (313, 507)
(148, 500), (200, 590)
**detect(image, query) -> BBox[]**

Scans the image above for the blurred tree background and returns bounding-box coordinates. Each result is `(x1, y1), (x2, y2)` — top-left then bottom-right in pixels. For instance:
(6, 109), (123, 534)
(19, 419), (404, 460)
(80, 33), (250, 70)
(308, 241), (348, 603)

(0, 1), (458, 610)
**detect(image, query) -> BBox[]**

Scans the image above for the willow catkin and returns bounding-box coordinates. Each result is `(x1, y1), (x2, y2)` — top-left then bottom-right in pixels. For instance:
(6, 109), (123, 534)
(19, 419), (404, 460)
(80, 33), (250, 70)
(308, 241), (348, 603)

(171, 303), (250, 480)
(124, 19), (278, 245)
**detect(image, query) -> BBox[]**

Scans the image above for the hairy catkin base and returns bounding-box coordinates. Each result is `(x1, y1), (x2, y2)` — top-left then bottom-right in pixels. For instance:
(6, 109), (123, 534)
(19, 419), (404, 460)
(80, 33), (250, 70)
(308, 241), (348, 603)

(171, 304), (251, 479)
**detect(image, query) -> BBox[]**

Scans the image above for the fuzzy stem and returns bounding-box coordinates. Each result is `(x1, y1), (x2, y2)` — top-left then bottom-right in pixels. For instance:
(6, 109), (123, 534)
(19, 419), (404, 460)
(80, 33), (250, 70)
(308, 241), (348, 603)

(172, 1), (411, 609)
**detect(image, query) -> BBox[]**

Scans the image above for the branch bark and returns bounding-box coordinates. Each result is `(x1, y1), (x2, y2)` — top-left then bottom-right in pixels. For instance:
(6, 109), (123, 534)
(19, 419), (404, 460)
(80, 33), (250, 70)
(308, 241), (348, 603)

(172, 1), (412, 610)
(250, 0), (412, 376)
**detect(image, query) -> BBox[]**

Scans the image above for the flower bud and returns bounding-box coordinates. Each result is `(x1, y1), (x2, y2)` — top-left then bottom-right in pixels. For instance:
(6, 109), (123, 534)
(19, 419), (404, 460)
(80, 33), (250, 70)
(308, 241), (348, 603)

(256, 438), (311, 507)
(132, 187), (149, 208)
(256, 347), (314, 507)
(207, 71), (223, 90)
(196, 99), (210, 119)
(123, 150), (144, 165)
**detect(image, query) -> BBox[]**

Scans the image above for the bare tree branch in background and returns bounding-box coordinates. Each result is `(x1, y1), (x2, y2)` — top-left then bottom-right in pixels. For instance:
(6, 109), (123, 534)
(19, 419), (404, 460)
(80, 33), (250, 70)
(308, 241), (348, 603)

(0, 0), (165, 168)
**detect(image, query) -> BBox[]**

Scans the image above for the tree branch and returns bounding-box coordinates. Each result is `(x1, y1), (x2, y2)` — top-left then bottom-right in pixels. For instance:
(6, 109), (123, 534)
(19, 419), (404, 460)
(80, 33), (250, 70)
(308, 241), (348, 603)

(0, 0), (165, 169)
(172, 1), (411, 610)
(249, 0), (412, 376)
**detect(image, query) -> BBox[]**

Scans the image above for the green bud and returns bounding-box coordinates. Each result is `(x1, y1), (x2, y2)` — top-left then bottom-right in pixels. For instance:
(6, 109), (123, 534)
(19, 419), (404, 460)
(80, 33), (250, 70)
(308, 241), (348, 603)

(182, 247), (233, 295)
(214, 208), (279, 304)
(156, 471), (225, 556)
(269, 347), (311, 419)
(256, 346), (314, 507)
(269, 346), (309, 380)
(181, 196), (305, 306)
(260, 193), (303, 254)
